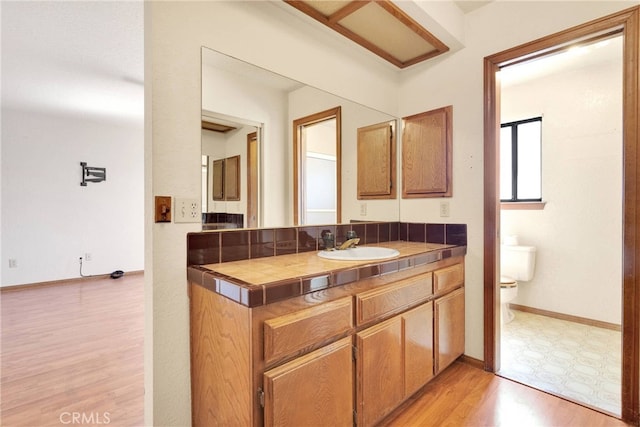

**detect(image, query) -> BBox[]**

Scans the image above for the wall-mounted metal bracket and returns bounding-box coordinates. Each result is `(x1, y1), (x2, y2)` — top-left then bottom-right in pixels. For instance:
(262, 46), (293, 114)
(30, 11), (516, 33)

(80, 162), (106, 186)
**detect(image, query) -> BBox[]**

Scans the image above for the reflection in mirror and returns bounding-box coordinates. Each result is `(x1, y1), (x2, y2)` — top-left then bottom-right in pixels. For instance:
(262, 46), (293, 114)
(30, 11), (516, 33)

(201, 112), (261, 230)
(201, 46), (400, 229)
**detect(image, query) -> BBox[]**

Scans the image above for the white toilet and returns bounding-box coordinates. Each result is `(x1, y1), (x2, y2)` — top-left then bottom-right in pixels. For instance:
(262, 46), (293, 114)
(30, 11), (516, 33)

(500, 239), (537, 324)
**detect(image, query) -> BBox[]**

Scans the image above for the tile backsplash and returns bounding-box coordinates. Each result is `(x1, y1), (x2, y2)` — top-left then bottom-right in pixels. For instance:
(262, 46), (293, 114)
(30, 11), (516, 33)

(187, 221), (466, 266)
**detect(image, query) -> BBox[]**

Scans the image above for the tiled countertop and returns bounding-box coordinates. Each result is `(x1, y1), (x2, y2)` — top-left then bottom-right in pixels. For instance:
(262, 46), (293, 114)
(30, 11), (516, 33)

(202, 241), (450, 285)
(188, 241), (466, 307)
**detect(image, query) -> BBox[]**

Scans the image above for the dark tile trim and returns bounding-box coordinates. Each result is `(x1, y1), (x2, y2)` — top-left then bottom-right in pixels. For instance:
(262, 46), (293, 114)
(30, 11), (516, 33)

(187, 265), (207, 284)
(302, 274), (330, 294)
(201, 272), (218, 293)
(264, 278), (302, 304)
(332, 268), (359, 287)
(358, 265), (380, 281)
(380, 260), (399, 275)
(426, 223), (445, 244)
(186, 221), (467, 266)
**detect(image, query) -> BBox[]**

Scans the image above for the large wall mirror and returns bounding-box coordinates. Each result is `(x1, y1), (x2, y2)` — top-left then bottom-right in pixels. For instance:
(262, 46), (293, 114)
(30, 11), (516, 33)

(201, 46), (400, 230)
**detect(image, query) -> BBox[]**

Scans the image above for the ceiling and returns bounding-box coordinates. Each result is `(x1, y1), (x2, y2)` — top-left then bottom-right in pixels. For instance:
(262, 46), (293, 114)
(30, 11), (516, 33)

(454, 1), (493, 14)
(2, 0), (621, 124)
(1, 1), (144, 123)
(501, 34), (623, 88)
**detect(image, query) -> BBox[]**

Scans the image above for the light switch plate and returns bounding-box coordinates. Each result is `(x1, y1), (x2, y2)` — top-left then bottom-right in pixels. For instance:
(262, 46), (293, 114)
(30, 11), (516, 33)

(154, 196), (172, 223)
(439, 201), (450, 217)
(175, 198), (201, 223)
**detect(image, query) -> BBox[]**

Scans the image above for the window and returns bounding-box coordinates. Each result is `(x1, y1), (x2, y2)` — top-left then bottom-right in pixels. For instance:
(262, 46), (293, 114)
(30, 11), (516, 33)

(500, 117), (542, 202)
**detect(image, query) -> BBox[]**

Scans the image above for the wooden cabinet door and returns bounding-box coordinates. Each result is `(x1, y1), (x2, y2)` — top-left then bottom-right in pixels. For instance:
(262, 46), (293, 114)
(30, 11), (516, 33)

(224, 155), (240, 201)
(402, 301), (434, 397)
(434, 287), (465, 374)
(263, 337), (353, 427)
(212, 159), (224, 201)
(356, 317), (403, 427)
(402, 106), (452, 198)
(357, 120), (396, 199)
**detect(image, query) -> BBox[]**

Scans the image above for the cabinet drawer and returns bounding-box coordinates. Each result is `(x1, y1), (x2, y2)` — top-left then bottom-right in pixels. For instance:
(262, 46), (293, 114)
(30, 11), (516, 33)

(264, 297), (353, 364)
(434, 263), (464, 294)
(356, 273), (433, 325)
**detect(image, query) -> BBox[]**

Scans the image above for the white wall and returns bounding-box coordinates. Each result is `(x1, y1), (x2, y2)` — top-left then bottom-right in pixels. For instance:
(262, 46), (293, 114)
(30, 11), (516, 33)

(501, 54), (623, 324)
(1, 109), (144, 287)
(1, 1), (144, 287)
(147, 1), (637, 424)
(397, 1), (637, 360)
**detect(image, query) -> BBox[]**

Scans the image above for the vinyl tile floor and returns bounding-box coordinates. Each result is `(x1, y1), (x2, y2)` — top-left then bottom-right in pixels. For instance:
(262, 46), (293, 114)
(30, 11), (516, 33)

(498, 308), (621, 416)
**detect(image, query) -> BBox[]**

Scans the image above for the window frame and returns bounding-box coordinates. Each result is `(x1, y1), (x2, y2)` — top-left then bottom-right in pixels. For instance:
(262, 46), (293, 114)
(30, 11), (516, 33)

(500, 116), (543, 203)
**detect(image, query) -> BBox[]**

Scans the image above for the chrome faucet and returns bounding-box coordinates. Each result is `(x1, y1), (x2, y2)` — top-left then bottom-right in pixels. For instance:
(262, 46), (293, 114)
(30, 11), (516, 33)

(338, 237), (360, 250)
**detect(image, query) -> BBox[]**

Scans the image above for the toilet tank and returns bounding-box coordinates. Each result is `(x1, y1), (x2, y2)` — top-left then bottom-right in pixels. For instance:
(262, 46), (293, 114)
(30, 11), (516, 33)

(501, 245), (537, 281)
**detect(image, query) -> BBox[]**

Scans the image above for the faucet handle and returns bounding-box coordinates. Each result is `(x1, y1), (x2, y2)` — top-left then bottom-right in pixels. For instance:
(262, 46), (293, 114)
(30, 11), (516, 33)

(346, 230), (357, 240)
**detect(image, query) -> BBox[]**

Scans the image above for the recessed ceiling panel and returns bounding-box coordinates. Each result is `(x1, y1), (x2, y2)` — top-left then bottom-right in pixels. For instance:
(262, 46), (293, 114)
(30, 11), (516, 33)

(339, 2), (437, 63)
(284, 0), (449, 68)
(303, 0), (349, 16)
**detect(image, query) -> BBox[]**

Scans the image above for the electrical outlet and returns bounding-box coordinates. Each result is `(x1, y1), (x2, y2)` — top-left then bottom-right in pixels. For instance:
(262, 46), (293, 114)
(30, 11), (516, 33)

(8, 258), (17, 268)
(440, 201), (450, 217)
(360, 203), (367, 216)
(85, 253), (92, 262)
(175, 198), (201, 223)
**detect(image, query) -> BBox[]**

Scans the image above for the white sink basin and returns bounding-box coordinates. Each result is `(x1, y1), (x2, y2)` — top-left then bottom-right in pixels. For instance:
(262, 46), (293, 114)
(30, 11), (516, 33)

(317, 246), (400, 261)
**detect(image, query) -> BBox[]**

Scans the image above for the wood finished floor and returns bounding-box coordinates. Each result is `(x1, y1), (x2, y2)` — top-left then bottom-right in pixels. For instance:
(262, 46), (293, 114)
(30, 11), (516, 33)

(0, 274), (631, 427)
(382, 361), (631, 427)
(1, 274), (144, 427)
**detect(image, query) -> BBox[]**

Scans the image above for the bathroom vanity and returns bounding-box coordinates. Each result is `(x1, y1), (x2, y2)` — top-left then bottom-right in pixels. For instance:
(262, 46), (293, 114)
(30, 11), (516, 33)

(187, 223), (466, 427)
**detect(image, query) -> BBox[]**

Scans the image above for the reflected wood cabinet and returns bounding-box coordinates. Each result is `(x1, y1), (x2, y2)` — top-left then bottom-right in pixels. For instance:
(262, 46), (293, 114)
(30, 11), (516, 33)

(357, 120), (397, 200)
(189, 256), (465, 427)
(211, 155), (240, 201)
(402, 106), (453, 198)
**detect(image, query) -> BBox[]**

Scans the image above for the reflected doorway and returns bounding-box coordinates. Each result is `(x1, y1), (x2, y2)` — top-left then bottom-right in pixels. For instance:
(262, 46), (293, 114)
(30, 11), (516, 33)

(293, 107), (342, 225)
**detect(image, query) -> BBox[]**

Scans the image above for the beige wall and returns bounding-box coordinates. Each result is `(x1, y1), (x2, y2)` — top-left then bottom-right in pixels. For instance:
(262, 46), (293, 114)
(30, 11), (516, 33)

(146, 1), (638, 425)
(397, 0), (637, 362)
(501, 53), (623, 324)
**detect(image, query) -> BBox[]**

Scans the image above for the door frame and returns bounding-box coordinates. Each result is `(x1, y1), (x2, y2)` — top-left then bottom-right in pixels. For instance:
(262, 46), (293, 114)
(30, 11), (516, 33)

(247, 131), (258, 228)
(483, 6), (639, 423)
(293, 106), (342, 225)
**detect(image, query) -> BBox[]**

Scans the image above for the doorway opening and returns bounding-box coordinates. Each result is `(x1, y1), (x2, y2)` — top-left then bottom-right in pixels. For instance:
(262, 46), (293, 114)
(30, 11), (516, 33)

(293, 107), (342, 225)
(497, 33), (624, 415)
(483, 7), (639, 424)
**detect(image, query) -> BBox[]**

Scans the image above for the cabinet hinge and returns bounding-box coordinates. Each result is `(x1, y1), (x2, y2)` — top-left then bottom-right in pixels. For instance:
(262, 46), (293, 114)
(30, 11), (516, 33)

(257, 387), (265, 409)
(353, 410), (358, 426)
(352, 345), (357, 361)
